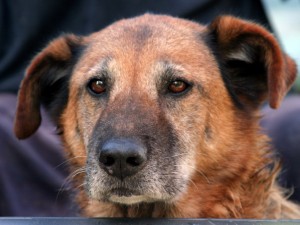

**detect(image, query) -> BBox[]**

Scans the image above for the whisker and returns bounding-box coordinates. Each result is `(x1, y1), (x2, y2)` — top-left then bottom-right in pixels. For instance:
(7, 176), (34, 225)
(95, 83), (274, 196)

(55, 155), (87, 169)
(56, 166), (86, 203)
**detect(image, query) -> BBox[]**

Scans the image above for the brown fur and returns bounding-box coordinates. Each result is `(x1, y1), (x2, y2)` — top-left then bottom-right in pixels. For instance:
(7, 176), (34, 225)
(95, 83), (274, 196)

(14, 14), (300, 218)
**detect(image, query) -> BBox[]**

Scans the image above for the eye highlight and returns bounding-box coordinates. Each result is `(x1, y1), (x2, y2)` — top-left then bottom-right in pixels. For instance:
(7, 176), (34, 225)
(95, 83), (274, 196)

(168, 80), (190, 95)
(87, 78), (106, 95)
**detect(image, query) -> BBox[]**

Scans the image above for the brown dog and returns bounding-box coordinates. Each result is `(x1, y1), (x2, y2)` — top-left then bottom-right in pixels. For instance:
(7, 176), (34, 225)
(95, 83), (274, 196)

(14, 14), (300, 218)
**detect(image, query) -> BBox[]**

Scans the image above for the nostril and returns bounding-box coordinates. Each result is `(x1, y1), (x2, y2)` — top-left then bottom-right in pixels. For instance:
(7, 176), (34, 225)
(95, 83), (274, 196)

(101, 155), (115, 167)
(126, 156), (142, 167)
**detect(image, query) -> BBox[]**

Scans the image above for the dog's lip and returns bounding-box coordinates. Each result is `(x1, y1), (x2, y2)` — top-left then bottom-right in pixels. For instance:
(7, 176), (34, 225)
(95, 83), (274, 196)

(109, 188), (140, 197)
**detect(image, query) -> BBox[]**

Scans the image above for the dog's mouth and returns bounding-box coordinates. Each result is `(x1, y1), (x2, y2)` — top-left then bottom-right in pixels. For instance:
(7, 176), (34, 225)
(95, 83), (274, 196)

(105, 188), (156, 205)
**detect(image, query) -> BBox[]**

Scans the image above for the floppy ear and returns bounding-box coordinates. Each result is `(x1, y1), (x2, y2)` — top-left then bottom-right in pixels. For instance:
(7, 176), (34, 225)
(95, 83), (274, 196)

(14, 34), (84, 139)
(208, 15), (297, 110)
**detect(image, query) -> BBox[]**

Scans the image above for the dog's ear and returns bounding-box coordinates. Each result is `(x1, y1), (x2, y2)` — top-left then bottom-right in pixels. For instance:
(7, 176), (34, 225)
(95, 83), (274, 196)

(14, 34), (84, 139)
(208, 15), (297, 110)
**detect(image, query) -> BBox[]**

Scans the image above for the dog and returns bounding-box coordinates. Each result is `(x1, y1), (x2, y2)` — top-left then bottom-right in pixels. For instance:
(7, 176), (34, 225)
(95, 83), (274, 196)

(14, 14), (300, 218)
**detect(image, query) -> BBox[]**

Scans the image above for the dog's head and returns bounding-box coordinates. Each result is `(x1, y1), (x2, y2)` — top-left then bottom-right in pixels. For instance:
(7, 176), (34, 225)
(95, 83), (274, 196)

(14, 14), (296, 206)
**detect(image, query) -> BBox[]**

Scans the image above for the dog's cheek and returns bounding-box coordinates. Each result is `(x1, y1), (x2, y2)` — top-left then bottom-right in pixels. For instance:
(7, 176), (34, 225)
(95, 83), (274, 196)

(144, 136), (184, 199)
(81, 130), (114, 200)
(77, 96), (106, 147)
(85, 153), (105, 199)
(60, 83), (95, 169)
(75, 96), (110, 198)
(163, 97), (207, 190)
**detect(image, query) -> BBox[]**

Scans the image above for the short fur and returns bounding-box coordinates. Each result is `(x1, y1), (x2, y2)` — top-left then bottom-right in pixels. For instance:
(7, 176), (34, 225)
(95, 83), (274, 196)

(14, 14), (300, 219)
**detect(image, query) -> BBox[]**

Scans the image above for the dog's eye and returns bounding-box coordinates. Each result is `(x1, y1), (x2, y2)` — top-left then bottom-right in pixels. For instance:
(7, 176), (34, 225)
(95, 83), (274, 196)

(168, 80), (189, 94)
(88, 79), (106, 95)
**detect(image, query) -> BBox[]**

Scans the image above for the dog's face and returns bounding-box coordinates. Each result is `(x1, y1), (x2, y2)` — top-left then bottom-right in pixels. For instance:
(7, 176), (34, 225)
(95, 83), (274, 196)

(62, 16), (223, 204)
(14, 14), (296, 206)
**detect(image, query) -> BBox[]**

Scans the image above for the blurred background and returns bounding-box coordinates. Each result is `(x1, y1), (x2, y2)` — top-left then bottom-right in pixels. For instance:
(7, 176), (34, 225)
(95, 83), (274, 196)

(262, 0), (300, 91)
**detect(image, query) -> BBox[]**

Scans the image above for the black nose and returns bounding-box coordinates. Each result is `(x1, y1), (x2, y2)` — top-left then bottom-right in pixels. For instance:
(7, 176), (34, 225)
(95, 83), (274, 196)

(99, 138), (147, 179)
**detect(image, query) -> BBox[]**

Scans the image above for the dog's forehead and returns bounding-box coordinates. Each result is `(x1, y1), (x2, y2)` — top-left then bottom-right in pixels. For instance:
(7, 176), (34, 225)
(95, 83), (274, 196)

(92, 13), (206, 42)
(73, 14), (216, 86)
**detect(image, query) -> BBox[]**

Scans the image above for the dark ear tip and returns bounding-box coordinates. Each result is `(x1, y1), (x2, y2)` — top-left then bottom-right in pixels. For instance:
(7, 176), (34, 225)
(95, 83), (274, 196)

(14, 127), (28, 140)
(14, 124), (40, 139)
(269, 100), (280, 109)
(14, 112), (41, 139)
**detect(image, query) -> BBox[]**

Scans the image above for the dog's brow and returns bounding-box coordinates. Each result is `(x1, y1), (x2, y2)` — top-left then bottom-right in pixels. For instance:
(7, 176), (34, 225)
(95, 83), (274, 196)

(88, 57), (112, 77)
(159, 61), (185, 79)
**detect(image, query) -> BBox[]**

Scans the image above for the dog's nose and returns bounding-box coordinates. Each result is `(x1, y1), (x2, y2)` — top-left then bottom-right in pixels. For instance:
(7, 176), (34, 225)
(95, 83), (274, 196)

(99, 138), (147, 179)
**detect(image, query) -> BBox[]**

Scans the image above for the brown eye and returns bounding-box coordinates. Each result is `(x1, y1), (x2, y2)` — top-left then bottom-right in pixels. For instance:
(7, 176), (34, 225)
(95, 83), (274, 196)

(168, 80), (188, 94)
(88, 79), (106, 95)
